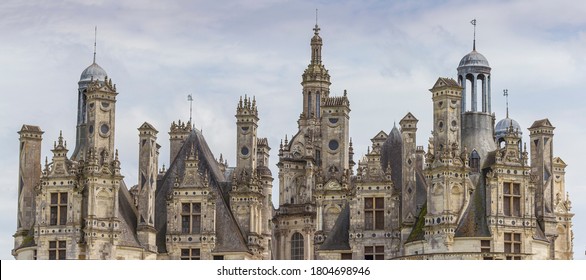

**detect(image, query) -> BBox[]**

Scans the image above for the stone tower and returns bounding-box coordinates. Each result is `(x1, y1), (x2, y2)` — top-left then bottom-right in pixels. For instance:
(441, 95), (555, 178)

(15, 126), (43, 239)
(300, 23), (330, 126)
(423, 78), (469, 253)
(256, 138), (274, 260)
(72, 59), (109, 161)
(399, 113), (419, 228)
(230, 95), (269, 258)
(528, 119), (559, 255)
(235, 95), (258, 172)
(457, 45), (496, 168)
(169, 120), (192, 165)
(274, 22), (351, 260)
(137, 122), (159, 253)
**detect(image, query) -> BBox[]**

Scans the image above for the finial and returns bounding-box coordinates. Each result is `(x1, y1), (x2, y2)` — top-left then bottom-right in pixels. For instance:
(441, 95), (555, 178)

(93, 26), (97, 63)
(470, 19), (477, 51)
(115, 149), (119, 160)
(58, 130), (63, 143)
(343, 89), (347, 97)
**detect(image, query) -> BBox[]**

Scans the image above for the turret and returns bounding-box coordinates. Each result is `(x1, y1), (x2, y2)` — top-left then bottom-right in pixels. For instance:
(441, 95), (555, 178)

(15, 125), (43, 244)
(457, 43), (496, 168)
(320, 90), (351, 175)
(84, 76), (118, 163)
(400, 112), (419, 226)
(169, 120), (191, 165)
(430, 78), (462, 155)
(137, 122), (159, 252)
(235, 95), (258, 172)
(300, 23), (331, 125)
(72, 55), (109, 161)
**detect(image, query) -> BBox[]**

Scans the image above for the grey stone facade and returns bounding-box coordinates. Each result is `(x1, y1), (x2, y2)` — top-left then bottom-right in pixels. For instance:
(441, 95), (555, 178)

(13, 23), (573, 260)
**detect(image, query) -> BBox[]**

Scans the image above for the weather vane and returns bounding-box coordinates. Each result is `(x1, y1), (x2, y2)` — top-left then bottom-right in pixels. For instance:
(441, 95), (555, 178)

(503, 89), (509, 118)
(470, 19), (477, 51)
(187, 94), (193, 126)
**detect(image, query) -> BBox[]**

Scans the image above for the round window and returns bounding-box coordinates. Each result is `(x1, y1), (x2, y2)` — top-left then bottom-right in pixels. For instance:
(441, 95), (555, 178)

(241, 146), (249, 156)
(100, 124), (109, 134)
(328, 140), (339, 151)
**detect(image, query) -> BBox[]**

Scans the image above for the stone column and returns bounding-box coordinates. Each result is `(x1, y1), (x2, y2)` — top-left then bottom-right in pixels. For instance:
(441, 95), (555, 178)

(471, 74), (478, 111)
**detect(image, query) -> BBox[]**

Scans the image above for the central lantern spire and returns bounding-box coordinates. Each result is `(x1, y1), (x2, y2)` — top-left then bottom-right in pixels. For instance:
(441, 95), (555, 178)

(310, 23), (322, 65)
(301, 18), (330, 122)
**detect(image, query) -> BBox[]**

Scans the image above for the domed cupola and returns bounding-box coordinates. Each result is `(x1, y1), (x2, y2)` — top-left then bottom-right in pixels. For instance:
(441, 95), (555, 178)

(495, 117), (522, 145)
(79, 62), (108, 84)
(495, 89), (522, 146)
(381, 124), (403, 189)
(457, 20), (492, 114)
(78, 33), (108, 89)
(458, 50), (490, 68)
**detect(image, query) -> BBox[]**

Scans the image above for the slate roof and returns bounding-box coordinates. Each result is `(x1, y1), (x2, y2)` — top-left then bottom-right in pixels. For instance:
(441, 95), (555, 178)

(117, 180), (142, 248)
(431, 77), (461, 90)
(381, 126), (402, 190)
(529, 118), (554, 129)
(319, 202), (350, 251)
(154, 129), (249, 254)
(455, 173), (491, 238)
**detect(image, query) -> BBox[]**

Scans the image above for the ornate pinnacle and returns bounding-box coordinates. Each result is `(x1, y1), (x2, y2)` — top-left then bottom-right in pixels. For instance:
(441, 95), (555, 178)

(58, 130), (63, 146)
(44, 157), (49, 173)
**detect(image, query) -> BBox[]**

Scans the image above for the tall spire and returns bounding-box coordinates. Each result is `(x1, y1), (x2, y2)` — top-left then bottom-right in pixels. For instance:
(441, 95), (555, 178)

(470, 19), (477, 51)
(93, 26), (97, 63)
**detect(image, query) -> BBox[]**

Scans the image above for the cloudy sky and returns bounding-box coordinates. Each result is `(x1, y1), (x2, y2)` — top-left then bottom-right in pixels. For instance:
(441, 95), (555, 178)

(0, 0), (584, 260)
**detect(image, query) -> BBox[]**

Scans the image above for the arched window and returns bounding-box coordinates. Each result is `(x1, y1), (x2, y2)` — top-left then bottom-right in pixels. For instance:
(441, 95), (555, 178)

(316, 91), (320, 118)
(470, 150), (480, 173)
(291, 232), (304, 260)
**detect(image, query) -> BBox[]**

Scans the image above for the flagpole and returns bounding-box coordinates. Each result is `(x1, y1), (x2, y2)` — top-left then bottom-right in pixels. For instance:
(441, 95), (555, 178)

(188, 94), (193, 126)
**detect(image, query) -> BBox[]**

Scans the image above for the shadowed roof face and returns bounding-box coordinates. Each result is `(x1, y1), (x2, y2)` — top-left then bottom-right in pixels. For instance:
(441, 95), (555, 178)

(381, 126), (403, 189)
(319, 202), (350, 251)
(154, 129), (248, 254)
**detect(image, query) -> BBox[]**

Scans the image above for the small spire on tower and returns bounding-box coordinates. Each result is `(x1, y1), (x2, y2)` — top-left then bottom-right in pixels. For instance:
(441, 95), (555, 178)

(503, 89), (509, 118)
(93, 26), (97, 63)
